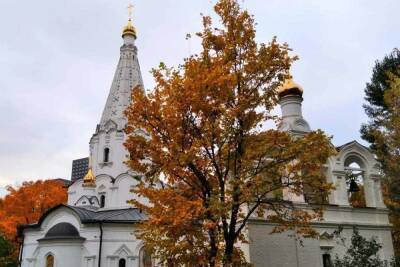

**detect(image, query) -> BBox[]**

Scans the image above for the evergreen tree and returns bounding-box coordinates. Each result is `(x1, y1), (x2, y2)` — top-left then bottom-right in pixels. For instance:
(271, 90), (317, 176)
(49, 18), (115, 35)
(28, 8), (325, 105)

(360, 49), (400, 255)
(361, 48), (400, 150)
(372, 73), (400, 256)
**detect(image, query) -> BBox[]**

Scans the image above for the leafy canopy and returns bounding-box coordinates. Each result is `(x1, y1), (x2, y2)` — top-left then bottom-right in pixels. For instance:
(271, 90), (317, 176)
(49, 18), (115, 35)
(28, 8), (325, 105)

(361, 48), (400, 150)
(333, 228), (391, 267)
(0, 180), (67, 241)
(124, 0), (335, 266)
(367, 73), (400, 256)
(360, 48), (400, 255)
(0, 179), (67, 263)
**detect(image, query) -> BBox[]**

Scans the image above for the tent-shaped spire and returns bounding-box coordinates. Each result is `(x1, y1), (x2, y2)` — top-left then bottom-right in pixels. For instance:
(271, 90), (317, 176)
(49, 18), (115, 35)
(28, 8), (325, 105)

(99, 15), (144, 131)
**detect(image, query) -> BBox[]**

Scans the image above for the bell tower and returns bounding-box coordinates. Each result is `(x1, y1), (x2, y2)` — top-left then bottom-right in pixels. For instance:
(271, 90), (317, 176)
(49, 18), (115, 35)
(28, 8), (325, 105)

(89, 8), (144, 179)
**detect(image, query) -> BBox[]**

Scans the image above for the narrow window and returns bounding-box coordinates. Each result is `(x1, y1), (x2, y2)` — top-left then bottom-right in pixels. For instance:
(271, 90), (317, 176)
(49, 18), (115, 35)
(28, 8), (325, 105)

(46, 254), (54, 267)
(104, 148), (110, 163)
(100, 195), (105, 208)
(118, 258), (126, 267)
(322, 254), (332, 267)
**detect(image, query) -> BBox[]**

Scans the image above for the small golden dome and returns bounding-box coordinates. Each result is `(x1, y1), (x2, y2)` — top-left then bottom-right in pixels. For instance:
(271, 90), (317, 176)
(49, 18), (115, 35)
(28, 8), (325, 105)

(277, 78), (303, 98)
(83, 168), (96, 187)
(122, 19), (137, 38)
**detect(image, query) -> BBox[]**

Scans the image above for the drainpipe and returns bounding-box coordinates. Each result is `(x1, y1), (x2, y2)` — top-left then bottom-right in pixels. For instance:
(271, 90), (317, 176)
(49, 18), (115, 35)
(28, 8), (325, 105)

(98, 222), (103, 267)
(18, 234), (25, 267)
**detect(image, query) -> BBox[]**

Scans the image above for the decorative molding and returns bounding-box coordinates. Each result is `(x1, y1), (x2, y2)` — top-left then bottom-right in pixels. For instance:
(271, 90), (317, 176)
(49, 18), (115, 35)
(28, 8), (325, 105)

(99, 161), (113, 168)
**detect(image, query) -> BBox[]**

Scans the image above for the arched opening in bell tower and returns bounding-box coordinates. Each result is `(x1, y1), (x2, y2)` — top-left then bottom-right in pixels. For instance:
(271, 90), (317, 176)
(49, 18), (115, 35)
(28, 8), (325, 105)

(344, 156), (366, 208)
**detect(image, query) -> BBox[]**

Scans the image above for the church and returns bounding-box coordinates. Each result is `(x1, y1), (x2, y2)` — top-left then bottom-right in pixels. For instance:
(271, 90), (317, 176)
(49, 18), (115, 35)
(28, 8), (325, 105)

(18, 15), (394, 267)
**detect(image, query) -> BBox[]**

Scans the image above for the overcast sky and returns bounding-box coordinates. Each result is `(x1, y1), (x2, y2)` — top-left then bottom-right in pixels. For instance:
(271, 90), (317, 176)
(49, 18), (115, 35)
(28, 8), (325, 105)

(0, 0), (399, 193)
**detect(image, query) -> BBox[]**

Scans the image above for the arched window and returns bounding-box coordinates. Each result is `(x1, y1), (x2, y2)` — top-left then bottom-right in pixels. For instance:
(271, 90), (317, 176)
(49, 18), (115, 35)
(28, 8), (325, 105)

(139, 247), (153, 267)
(46, 254), (54, 267)
(118, 258), (126, 267)
(104, 148), (110, 163)
(100, 195), (105, 208)
(344, 156), (366, 207)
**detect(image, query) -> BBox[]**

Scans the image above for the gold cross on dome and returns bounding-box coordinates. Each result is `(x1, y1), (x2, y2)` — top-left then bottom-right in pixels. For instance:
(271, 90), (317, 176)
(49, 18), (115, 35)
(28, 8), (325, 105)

(127, 3), (134, 20)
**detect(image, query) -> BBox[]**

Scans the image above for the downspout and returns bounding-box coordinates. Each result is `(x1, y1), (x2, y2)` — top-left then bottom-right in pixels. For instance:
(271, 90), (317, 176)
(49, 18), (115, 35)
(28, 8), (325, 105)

(98, 222), (103, 267)
(18, 234), (24, 267)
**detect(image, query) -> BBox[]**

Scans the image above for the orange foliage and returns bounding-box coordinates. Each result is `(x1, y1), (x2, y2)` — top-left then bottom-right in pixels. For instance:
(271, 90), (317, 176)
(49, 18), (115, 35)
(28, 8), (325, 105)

(124, 0), (335, 266)
(0, 180), (67, 242)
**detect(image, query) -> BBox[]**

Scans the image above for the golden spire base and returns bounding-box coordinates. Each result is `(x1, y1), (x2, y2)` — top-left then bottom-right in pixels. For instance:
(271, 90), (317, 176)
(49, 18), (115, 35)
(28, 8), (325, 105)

(277, 77), (303, 98)
(83, 168), (96, 187)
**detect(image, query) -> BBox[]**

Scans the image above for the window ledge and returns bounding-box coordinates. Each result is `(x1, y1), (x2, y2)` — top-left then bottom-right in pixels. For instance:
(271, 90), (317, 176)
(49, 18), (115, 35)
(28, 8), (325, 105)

(99, 161), (113, 167)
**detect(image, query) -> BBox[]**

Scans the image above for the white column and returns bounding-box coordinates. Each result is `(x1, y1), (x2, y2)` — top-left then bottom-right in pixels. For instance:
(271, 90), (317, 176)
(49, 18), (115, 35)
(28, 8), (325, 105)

(110, 186), (118, 208)
(326, 173), (339, 205)
(333, 172), (349, 206)
(364, 174), (376, 207)
(370, 174), (386, 208)
(107, 256), (118, 267)
(127, 256), (139, 267)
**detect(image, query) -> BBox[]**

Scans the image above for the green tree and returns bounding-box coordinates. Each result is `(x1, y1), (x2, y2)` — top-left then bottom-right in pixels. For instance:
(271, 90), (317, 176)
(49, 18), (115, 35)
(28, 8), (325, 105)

(0, 234), (17, 267)
(360, 49), (400, 255)
(361, 48), (400, 149)
(372, 73), (400, 256)
(333, 228), (389, 267)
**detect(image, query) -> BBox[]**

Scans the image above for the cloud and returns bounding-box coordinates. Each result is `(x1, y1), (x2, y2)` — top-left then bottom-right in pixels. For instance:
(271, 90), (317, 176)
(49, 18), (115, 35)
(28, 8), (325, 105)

(0, 0), (399, 186)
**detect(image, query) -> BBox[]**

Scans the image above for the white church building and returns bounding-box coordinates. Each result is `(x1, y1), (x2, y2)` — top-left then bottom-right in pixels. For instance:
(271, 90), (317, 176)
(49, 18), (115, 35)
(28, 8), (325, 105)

(19, 16), (394, 267)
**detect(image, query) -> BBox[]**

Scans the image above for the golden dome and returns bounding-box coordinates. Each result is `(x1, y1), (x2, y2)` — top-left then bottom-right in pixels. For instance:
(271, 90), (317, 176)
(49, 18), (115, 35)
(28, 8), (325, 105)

(83, 168), (95, 187)
(122, 19), (137, 38)
(277, 78), (303, 98)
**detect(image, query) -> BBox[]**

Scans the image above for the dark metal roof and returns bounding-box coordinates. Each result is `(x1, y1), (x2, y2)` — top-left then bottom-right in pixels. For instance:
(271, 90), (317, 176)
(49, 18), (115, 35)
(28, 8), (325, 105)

(38, 222), (85, 242)
(19, 204), (147, 233)
(67, 205), (147, 223)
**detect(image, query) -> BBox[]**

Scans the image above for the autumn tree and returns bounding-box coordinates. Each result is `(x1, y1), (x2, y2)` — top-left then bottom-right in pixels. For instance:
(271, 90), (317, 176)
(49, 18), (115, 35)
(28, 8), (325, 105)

(124, 0), (335, 266)
(365, 72), (400, 256)
(0, 179), (67, 260)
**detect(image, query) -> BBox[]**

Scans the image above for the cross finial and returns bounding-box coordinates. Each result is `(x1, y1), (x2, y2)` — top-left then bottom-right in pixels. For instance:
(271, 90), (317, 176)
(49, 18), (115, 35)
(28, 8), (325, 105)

(127, 3), (134, 20)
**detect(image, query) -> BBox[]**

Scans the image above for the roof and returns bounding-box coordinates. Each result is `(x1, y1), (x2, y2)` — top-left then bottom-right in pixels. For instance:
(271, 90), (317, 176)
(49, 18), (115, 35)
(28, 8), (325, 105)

(67, 205), (147, 223)
(38, 222), (85, 242)
(20, 204), (147, 233)
(336, 140), (371, 152)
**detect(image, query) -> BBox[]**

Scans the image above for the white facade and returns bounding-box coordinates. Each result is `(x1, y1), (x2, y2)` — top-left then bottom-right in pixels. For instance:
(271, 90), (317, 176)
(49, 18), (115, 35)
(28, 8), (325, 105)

(20, 20), (394, 267)
(20, 22), (152, 267)
(247, 88), (394, 266)
(22, 206), (145, 267)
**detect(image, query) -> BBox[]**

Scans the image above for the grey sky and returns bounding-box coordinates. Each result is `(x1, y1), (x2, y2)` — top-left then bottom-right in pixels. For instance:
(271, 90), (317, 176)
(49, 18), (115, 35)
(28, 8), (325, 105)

(0, 0), (399, 190)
